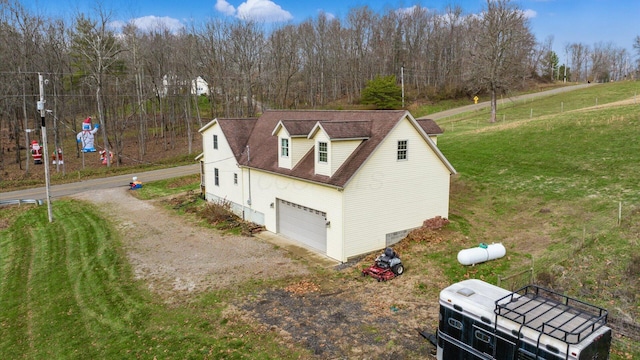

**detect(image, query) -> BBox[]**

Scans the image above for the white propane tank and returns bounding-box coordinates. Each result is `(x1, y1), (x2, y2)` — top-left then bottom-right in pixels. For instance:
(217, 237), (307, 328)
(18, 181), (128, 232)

(457, 243), (506, 266)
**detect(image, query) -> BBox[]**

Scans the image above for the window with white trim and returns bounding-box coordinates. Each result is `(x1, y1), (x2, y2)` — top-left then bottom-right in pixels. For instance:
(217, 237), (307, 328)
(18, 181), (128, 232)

(397, 140), (408, 160)
(318, 142), (328, 163)
(233, 173), (238, 185)
(213, 134), (218, 150)
(281, 138), (289, 157)
(214, 168), (219, 186)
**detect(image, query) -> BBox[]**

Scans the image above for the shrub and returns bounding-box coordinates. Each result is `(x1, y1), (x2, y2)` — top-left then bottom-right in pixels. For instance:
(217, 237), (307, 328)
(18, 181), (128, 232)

(361, 75), (402, 109)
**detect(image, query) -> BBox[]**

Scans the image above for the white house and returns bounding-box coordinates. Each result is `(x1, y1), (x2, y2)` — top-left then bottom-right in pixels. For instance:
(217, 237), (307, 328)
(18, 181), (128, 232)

(198, 110), (456, 262)
(191, 76), (210, 96)
(160, 75), (210, 97)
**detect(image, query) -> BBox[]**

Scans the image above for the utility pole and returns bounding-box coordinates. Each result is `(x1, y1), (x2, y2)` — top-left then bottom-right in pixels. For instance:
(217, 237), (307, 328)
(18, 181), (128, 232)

(20, 67), (29, 174)
(401, 65), (405, 108)
(38, 73), (53, 223)
(564, 48), (568, 83)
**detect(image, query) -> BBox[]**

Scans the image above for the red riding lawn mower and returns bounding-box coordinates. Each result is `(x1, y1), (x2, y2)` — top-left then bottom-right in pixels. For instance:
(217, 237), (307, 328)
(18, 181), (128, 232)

(362, 247), (404, 281)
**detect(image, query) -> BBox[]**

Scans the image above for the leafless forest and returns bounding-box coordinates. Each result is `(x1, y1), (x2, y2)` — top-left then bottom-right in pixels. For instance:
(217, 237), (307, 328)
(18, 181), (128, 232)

(0, 0), (635, 173)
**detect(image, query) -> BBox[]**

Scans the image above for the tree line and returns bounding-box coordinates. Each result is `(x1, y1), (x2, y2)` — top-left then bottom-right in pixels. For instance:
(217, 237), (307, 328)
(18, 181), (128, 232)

(0, 0), (637, 170)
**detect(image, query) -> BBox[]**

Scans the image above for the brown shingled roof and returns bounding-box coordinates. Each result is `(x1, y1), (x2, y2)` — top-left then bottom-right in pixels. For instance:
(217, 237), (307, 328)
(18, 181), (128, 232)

(416, 119), (444, 135)
(217, 118), (257, 159)
(277, 120), (315, 137)
(311, 121), (371, 140)
(212, 109), (451, 188)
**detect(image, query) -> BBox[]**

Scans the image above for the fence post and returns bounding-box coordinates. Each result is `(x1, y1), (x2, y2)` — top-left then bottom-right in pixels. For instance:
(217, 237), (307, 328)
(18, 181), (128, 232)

(618, 201), (622, 226)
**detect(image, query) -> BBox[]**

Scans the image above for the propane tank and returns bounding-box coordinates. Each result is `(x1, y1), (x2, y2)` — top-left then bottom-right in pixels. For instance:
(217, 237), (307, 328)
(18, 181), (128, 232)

(457, 243), (506, 266)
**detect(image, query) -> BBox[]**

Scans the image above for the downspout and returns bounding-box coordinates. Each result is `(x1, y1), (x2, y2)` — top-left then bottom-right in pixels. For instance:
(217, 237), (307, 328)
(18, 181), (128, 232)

(240, 163), (245, 220)
(247, 145), (252, 208)
(340, 187), (346, 263)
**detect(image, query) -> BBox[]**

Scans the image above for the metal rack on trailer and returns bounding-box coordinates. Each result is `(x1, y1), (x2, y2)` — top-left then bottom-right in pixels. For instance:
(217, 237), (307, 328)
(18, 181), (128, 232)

(494, 284), (609, 359)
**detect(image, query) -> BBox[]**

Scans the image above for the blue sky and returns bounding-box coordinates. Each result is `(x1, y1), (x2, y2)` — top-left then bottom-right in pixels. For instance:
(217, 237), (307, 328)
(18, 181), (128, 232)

(21, 0), (640, 56)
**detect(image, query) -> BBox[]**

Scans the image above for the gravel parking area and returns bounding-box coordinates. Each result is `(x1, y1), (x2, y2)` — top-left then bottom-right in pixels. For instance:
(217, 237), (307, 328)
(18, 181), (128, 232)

(73, 188), (310, 302)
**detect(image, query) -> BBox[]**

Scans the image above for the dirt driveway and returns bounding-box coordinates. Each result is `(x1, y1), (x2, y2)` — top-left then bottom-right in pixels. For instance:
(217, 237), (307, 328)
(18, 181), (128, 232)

(74, 188), (442, 359)
(73, 188), (310, 301)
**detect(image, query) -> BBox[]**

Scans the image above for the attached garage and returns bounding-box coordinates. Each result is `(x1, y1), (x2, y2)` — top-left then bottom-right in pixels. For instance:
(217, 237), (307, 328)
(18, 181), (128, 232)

(277, 199), (327, 253)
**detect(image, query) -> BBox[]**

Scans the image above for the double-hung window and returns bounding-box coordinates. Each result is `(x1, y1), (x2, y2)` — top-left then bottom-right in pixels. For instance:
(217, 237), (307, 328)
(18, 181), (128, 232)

(397, 140), (408, 160)
(318, 142), (328, 163)
(213, 134), (218, 150)
(214, 168), (219, 186)
(281, 138), (289, 157)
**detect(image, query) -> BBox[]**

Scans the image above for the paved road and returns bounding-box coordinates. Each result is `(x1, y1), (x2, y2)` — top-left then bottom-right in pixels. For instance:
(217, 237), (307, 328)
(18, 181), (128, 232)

(418, 83), (596, 120)
(0, 164), (200, 203)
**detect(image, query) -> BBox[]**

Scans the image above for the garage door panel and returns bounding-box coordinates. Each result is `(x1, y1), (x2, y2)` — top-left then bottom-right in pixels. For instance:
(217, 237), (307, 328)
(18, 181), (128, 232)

(277, 200), (327, 253)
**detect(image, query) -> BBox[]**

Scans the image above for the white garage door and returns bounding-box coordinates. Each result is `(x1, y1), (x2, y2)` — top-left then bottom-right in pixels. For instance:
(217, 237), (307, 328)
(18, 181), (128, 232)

(277, 199), (327, 253)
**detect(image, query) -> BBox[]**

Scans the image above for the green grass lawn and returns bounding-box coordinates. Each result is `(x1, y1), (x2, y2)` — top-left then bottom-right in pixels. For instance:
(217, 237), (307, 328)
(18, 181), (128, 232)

(0, 201), (306, 359)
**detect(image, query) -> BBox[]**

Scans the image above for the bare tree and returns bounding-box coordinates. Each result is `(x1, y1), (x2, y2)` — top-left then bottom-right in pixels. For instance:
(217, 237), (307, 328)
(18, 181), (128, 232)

(265, 24), (301, 108)
(567, 43), (590, 82)
(228, 20), (263, 117)
(590, 42), (622, 83)
(464, 0), (535, 123)
(534, 35), (556, 81)
(634, 36), (640, 74)
(70, 7), (125, 166)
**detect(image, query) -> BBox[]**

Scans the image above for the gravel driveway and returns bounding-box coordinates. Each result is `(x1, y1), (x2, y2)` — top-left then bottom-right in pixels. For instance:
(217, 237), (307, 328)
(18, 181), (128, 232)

(73, 187), (309, 303)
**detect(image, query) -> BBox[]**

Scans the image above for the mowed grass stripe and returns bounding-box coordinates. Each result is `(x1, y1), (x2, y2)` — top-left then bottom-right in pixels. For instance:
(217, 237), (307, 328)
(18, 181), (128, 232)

(0, 208), (36, 357)
(61, 202), (144, 330)
(56, 201), (153, 356)
(0, 202), (149, 358)
(27, 207), (98, 359)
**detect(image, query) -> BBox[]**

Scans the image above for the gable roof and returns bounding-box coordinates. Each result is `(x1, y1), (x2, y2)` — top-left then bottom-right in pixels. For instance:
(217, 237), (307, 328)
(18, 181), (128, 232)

(272, 120), (316, 137)
(200, 118), (258, 159)
(309, 121), (371, 140)
(202, 110), (455, 188)
(416, 119), (444, 135)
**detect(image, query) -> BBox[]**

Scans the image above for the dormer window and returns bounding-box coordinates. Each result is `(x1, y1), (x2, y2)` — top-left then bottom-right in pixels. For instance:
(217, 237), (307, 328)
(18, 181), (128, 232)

(318, 142), (328, 163)
(397, 140), (408, 160)
(281, 138), (289, 157)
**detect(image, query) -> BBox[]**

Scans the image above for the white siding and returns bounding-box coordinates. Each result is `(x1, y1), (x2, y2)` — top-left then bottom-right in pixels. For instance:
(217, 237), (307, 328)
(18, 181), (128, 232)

(275, 128), (292, 169)
(313, 132), (331, 176)
(331, 140), (362, 174)
(201, 123), (244, 208)
(342, 117), (451, 259)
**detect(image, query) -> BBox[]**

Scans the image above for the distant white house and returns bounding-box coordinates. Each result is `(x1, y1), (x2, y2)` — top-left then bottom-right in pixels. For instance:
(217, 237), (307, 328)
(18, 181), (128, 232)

(160, 75), (210, 97)
(198, 110), (456, 262)
(191, 76), (210, 96)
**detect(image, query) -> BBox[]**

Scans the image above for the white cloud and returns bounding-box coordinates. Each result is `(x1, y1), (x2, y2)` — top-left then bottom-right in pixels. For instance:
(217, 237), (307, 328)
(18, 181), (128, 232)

(129, 15), (184, 32)
(109, 20), (127, 30)
(317, 10), (335, 21)
(522, 9), (537, 19)
(397, 5), (418, 16)
(215, 0), (293, 22)
(215, 0), (236, 16)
